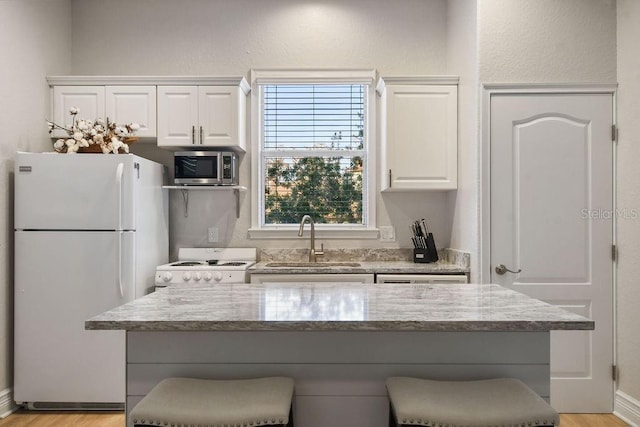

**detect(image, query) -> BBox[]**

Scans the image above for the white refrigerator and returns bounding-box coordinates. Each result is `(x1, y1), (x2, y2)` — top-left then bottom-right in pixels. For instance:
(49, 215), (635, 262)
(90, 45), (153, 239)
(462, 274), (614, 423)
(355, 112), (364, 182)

(14, 152), (169, 409)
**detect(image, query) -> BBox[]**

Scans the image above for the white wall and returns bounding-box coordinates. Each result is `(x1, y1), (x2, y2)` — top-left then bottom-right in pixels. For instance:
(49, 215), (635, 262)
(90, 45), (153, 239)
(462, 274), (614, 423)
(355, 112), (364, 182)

(446, 0), (479, 280)
(0, 0), (72, 402)
(71, 0), (457, 258)
(616, 0), (640, 417)
(71, 0), (447, 76)
(478, 0), (616, 83)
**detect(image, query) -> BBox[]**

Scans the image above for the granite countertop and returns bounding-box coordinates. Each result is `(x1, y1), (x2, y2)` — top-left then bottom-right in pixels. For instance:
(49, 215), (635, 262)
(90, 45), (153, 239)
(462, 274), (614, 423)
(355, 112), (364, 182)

(86, 282), (593, 332)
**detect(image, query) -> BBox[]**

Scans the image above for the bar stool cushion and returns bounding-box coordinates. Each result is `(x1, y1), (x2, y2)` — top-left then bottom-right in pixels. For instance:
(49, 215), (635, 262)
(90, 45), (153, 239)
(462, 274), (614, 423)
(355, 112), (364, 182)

(130, 377), (294, 427)
(386, 377), (559, 427)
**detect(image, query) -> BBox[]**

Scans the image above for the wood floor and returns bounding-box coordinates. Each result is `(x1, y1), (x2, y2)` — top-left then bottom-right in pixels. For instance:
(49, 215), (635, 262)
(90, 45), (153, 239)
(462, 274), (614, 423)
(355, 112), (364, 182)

(560, 414), (630, 427)
(0, 411), (631, 427)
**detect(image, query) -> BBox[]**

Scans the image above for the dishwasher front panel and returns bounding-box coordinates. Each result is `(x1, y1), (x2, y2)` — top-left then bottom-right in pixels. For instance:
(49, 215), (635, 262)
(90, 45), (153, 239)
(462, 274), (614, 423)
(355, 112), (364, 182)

(375, 274), (468, 284)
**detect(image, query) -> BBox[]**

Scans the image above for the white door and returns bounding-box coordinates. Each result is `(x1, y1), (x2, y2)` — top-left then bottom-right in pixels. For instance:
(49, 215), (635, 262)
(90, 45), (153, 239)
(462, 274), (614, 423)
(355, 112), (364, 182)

(14, 230), (134, 404)
(157, 86), (199, 146)
(490, 92), (614, 412)
(15, 153), (136, 230)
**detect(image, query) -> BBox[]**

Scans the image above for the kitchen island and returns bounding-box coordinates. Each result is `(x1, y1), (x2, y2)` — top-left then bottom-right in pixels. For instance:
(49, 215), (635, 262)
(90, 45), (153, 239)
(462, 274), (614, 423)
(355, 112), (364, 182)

(86, 282), (593, 427)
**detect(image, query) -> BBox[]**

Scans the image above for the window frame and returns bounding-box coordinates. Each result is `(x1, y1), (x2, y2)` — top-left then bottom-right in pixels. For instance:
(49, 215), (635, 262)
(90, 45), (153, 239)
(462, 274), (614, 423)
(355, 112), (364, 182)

(249, 69), (378, 239)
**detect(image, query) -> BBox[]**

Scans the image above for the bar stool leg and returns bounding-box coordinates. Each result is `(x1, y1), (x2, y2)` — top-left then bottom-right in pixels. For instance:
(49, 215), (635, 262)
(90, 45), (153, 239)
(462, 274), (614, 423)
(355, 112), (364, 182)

(388, 403), (397, 427)
(287, 403), (294, 427)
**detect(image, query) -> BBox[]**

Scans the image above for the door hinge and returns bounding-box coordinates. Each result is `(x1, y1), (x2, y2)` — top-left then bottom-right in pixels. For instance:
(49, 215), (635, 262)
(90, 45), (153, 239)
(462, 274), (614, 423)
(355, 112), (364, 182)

(612, 244), (618, 262)
(613, 365), (618, 382)
(612, 125), (618, 142)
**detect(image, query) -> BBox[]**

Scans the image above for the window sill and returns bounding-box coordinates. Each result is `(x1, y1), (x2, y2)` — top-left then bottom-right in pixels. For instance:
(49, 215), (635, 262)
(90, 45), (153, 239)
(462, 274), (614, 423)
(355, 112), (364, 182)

(248, 227), (380, 240)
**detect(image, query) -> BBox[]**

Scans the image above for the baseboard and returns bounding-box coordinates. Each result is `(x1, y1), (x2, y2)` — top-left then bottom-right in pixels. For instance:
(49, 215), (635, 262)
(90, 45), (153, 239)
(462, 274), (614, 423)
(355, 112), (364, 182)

(0, 387), (18, 419)
(615, 390), (640, 427)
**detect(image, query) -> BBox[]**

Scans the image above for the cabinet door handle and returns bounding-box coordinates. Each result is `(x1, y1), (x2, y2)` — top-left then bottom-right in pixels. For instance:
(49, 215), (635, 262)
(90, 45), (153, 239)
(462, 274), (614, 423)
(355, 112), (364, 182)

(200, 126), (203, 145)
(388, 169), (392, 188)
(191, 126), (195, 144)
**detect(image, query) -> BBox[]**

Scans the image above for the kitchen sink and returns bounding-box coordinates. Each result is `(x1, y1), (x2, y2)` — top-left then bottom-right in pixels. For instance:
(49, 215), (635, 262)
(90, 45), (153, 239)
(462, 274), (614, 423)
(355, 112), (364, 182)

(264, 262), (361, 268)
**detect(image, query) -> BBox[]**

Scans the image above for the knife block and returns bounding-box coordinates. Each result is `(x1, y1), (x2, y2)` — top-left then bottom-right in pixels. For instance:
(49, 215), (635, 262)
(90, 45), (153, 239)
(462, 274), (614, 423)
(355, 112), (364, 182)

(413, 248), (438, 263)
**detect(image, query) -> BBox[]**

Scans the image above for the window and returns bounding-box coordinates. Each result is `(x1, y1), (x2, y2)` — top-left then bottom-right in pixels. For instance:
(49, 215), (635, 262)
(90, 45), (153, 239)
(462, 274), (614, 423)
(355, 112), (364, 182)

(250, 70), (377, 238)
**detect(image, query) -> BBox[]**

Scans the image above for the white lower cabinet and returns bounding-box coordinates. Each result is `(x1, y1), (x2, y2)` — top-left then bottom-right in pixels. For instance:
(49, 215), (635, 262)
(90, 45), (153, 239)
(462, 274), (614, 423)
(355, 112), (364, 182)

(250, 273), (375, 284)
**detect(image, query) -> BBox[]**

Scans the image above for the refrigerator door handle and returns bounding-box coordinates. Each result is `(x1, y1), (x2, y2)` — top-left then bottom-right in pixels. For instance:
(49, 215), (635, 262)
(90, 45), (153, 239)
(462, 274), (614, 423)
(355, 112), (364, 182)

(115, 163), (124, 298)
(115, 163), (124, 230)
(117, 231), (124, 298)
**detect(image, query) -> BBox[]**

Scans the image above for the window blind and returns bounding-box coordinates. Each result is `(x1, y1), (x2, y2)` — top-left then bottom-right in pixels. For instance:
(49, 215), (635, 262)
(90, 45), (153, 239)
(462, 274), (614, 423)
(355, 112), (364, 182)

(263, 84), (365, 151)
(260, 83), (367, 226)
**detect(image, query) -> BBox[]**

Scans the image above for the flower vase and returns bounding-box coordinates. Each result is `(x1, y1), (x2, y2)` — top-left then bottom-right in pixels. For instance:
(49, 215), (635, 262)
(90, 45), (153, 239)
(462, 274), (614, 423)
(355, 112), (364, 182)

(76, 137), (139, 153)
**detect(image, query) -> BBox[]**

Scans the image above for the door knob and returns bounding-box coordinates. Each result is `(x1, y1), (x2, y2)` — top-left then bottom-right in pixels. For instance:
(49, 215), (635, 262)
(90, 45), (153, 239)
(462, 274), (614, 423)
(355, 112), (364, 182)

(495, 264), (522, 275)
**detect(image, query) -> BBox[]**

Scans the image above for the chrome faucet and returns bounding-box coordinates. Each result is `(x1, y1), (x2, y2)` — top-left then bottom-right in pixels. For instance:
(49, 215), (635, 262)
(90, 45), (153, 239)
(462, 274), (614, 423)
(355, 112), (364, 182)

(298, 215), (324, 263)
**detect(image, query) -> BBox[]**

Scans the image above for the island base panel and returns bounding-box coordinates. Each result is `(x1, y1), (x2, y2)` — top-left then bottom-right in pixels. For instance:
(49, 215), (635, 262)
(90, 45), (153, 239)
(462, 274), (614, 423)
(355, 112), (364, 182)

(126, 331), (550, 427)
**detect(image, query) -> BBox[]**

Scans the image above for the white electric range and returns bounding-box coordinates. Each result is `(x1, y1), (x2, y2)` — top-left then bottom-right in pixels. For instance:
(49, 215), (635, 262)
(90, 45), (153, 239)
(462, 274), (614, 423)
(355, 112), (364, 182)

(155, 248), (256, 288)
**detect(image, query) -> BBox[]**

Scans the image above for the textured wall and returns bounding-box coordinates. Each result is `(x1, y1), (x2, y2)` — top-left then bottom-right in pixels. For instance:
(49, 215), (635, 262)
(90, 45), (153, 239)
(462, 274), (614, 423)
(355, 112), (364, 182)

(71, 0), (447, 76)
(446, 0), (479, 280)
(616, 0), (640, 409)
(71, 0), (455, 257)
(0, 0), (72, 399)
(478, 0), (616, 83)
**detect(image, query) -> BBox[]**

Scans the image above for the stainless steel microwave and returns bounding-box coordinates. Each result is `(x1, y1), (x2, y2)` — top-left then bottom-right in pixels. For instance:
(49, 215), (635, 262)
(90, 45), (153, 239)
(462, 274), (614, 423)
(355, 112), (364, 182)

(174, 151), (238, 186)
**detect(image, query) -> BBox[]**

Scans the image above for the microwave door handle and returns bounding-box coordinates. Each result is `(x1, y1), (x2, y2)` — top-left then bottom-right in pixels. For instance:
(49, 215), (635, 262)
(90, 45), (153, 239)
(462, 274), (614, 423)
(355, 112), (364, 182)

(218, 155), (224, 184)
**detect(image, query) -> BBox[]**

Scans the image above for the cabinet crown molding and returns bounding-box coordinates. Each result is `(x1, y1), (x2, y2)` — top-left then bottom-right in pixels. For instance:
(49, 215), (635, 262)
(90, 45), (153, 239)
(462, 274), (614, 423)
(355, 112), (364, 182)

(46, 76), (251, 94)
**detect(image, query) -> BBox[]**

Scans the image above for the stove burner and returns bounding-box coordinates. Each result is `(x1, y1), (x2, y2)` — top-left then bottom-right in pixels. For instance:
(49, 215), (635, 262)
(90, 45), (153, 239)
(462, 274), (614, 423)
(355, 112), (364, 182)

(219, 262), (247, 267)
(171, 261), (204, 267)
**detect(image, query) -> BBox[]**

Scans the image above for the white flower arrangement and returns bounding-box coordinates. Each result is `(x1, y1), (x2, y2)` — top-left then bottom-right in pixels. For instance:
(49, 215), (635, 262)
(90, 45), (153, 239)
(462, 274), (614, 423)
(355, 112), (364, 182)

(47, 107), (140, 154)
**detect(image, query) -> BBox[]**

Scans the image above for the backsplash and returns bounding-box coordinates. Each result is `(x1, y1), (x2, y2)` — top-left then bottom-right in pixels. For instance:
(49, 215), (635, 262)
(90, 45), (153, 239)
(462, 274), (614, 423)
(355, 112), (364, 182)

(258, 248), (470, 268)
(439, 249), (470, 269)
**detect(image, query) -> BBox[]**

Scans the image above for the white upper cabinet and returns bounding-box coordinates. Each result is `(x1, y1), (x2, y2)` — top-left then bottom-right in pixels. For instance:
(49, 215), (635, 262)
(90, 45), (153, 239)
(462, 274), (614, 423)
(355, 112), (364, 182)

(105, 86), (157, 138)
(52, 86), (105, 138)
(199, 86), (244, 147)
(157, 86), (199, 146)
(378, 77), (458, 191)
(157, 80), (249, 150)
(47, 76), (249, 147)
(51, 83), (156, 138)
